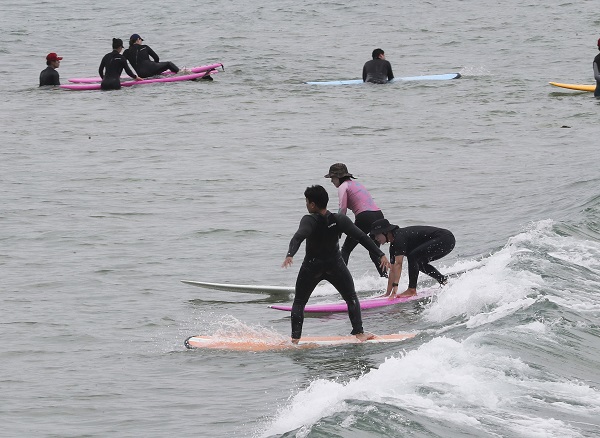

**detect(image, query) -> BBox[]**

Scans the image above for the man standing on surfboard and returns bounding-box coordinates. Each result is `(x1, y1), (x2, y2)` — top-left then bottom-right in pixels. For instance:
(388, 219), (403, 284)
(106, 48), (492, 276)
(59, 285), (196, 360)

(325, 163), (388, 278)
(593, 38), (600, 97)
(363, 48), (394, 84)
(282, 185), (391, 344)
(370, 219), (455, 299)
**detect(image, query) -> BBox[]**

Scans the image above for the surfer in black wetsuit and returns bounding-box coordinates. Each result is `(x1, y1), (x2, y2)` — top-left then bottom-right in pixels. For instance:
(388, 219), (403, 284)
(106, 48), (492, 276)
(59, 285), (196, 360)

(593, 38), (600, 98)
(362, 48), (394, 84)
(39, 52), (62, 86)
(370, 219), (455, 299)
(282, 185), (390, 343)
(99, 38), (141, 90)
(123, 34), (180, 78)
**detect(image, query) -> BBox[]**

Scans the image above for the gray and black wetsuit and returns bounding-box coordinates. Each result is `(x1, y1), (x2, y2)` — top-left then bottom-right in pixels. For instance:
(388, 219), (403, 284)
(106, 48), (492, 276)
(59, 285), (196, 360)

(388, 226), (455, 288)
(362, 58), (394, 84)
(286, 212), (385, 340)
(123, 44), (179, 77)
(99, 50), (138, 90)
(593, 52), (600, 97)
(39, 67), (60, 86)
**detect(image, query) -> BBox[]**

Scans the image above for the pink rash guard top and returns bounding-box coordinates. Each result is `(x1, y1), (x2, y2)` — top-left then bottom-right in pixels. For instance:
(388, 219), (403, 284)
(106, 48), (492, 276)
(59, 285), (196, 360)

(337, 180), (380, 215)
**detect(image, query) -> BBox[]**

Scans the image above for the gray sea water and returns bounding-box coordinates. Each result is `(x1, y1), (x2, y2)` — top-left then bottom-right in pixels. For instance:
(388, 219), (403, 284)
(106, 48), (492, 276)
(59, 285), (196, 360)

(2, 0), (600, 437)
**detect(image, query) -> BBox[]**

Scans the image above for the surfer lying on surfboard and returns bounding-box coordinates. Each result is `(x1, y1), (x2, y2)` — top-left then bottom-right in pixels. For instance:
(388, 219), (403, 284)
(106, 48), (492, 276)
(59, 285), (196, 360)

(282, 185), (391, 344)
(370, 219), (455, 299)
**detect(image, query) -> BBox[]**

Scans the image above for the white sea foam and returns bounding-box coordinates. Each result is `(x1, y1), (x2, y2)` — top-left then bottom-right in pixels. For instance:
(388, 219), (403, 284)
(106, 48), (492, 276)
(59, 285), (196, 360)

(261, 336), (600, 437)
(425, 240), (542, 325)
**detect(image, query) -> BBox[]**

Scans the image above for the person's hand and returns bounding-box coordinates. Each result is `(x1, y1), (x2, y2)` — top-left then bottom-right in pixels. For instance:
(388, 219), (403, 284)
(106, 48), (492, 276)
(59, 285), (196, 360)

(135, 76), (143, 81)
(282, 256), (293, 268)
(379, 255), (391, 271)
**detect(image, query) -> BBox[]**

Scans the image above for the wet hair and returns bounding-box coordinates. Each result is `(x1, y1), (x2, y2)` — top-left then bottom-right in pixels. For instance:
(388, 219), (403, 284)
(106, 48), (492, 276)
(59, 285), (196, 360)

(338, 175), (353, 184)
(112, 38), (123, 50)
(304, 185), (329, 209)
(372, 48), (384, 59)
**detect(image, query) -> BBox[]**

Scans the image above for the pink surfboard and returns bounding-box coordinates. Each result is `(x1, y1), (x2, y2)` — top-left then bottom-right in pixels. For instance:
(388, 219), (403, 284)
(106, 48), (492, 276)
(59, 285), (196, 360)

(67, 63), (224, 83)
(60, 70), (212, 90)
(268, 288), (436, 313)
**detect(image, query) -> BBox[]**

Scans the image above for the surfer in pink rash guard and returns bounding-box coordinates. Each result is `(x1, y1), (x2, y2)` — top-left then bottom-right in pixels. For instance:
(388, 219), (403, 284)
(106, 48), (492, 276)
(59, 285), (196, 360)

(325, 163), (388, 277)
(282, 185), (390, 344)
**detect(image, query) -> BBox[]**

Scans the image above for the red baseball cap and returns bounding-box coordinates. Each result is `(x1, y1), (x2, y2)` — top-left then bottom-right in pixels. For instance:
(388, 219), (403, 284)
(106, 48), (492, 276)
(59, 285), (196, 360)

(46, 52), (63, 62)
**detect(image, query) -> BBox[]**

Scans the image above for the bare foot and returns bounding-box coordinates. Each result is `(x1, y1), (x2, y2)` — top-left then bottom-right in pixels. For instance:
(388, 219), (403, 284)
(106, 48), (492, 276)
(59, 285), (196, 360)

(398, 288), (417, 297)
(355, 332), (376, 342)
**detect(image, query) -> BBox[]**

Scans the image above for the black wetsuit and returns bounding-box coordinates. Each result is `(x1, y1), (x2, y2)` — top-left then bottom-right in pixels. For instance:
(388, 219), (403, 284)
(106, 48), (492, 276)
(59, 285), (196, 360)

(123, 44), (179, 77)
(99, 50), (138, 90)
(39, 67), (60, 86)
(286, 212), (385, 339)
(341, 210), (387, 277)
(388, 226), (455, 288)
(593, 52), (600, 97)
(362, 58), (394, 84)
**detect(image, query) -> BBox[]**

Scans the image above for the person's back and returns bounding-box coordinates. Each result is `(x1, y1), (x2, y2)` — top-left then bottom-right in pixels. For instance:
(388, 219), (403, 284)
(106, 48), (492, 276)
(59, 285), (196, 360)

(363, 48), (394, 84)
(123, 43), (150, 72)
(338, 180), (380, 215)
(99, 39), (139, 90)
(302, 212), (344, 260)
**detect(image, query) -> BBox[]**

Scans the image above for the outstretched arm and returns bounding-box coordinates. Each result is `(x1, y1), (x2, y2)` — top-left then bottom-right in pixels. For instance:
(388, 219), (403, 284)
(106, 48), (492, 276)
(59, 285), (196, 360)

(282, 215), (315, 267)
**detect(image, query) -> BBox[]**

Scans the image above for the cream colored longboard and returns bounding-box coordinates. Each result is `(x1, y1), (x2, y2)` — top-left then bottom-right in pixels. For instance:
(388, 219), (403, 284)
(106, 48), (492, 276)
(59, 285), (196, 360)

(184, 333), (416, 351)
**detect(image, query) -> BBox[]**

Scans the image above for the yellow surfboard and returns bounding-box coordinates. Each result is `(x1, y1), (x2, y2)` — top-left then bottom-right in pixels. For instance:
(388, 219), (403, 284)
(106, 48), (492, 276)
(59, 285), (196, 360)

(549, 82), (596, 92)
(184, 333), (416, 351)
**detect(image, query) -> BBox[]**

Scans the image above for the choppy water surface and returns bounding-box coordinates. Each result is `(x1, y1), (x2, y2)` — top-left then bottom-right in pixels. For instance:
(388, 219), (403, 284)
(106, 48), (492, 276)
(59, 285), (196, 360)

(2, 0), (600, 436)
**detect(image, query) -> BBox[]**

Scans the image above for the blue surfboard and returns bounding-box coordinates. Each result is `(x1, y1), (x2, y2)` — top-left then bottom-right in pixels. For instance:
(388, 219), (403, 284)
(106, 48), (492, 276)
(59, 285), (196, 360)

(305, 72), (461, 86)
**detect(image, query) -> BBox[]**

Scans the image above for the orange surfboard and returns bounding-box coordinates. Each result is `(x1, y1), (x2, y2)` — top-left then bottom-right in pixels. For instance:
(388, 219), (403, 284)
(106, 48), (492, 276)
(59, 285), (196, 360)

(184, 333), (416, 351)
(549, 82), (596, 92)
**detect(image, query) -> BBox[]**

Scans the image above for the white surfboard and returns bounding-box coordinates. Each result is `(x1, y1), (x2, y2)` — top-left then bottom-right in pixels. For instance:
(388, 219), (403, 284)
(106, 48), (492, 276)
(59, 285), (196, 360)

(184, 333), (416, 351)
(180, 263), (476, 296)
(180, 280), (294, 294)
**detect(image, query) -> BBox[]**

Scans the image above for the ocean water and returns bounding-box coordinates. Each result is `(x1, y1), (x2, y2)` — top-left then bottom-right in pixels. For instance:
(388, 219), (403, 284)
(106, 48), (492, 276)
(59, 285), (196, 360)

(1, 0), (600, 437)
